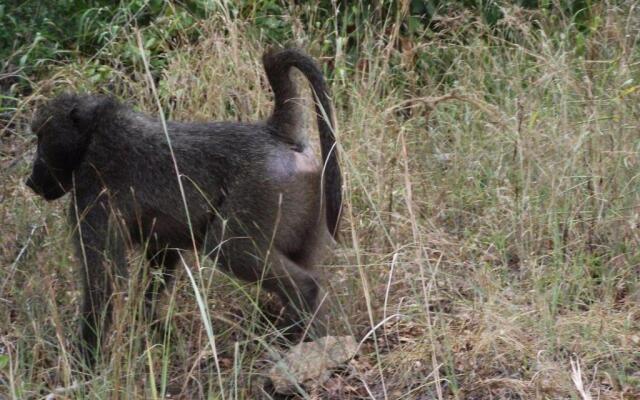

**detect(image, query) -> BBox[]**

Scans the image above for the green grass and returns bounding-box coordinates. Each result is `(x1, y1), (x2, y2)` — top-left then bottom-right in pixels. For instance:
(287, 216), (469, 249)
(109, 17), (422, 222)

(2, 1), (640, 399)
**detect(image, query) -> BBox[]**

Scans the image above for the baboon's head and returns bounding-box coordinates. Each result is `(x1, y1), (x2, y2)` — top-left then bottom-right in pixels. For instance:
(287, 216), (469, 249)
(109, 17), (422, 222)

(25, 93), (104, 200)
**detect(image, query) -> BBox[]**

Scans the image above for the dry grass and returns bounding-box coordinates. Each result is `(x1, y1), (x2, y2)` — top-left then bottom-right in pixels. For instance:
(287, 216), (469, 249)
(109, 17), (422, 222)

(2, 2), (640, 399)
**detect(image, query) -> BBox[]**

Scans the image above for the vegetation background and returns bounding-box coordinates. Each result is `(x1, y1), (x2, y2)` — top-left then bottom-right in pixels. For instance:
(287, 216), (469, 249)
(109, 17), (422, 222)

(1, 0), (639, 398)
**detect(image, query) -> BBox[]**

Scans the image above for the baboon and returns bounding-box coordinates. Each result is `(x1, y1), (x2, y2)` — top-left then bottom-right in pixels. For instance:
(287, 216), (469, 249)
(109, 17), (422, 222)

(25, 48), (341, 366)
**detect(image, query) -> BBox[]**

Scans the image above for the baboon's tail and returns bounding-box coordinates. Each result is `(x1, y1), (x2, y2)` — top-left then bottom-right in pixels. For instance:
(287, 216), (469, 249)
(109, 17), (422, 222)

(262, 48), (342, 238)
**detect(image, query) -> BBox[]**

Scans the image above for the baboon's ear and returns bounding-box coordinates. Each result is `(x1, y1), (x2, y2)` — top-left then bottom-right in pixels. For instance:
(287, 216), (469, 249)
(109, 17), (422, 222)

(70, 104), (90, 129)
(69, 100), (101, 131)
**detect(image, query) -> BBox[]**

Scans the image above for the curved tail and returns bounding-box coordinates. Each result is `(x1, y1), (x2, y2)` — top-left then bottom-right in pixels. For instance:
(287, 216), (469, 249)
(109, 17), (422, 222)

(262, 48), (342, 238)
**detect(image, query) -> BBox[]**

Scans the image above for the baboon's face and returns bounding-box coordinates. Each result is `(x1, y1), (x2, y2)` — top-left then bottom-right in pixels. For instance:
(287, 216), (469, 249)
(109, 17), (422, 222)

(25, 98), (89, 200)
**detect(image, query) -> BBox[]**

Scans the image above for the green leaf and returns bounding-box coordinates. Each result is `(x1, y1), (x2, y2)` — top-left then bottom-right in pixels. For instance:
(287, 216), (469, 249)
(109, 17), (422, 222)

(0, 354), (9, 370)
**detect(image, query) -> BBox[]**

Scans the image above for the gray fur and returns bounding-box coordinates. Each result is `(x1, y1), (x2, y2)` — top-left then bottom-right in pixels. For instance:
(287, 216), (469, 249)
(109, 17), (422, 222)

(25, 48), (341, 366)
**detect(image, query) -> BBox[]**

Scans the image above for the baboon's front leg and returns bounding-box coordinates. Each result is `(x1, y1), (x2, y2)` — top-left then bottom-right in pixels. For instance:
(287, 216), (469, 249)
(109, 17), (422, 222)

(71, 200), (127, 366)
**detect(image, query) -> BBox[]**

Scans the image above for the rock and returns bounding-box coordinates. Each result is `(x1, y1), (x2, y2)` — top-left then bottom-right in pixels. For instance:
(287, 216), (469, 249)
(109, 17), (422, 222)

(268, 335), (358, 394)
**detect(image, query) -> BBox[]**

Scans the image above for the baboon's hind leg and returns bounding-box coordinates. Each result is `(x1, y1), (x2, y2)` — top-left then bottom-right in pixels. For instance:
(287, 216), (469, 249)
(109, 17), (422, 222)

(261, 250), (327, 338)
(143, 247), (180, 326)
(205, 219), (326, 339)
